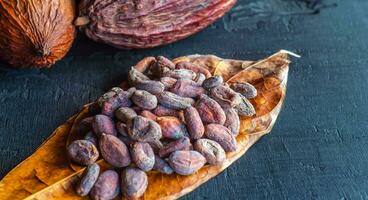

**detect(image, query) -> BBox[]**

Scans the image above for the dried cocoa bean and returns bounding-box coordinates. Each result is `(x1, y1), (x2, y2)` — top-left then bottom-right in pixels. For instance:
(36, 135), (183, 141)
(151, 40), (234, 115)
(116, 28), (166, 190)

(153, 155), (174, 174)
(148, 140), (163, 154)
(134, 56), (156, 73)
(224, 108), (240, 136)
(132, 90), (158, 110)
(84, 131), (98, 147)
(98, 87), (132, 116)
(230, 82), (257, 99)
(184, 107), (204, 139)
(205, 124), (237, 152)
(156, 116), (188, 139)
(90, 170), (120, 200)
(170, 79), (205, 98)
(159, 137), (191, 157)
(194, 139), (226, 165)
(121, 168), (148, 199)
(150, 56), (175, 76)
(235, 95), (256, 116)
(168, 150), (206, 176)
(157, 91), (195, 110)
(128, 67), (150, 85)
(209, 85), (242, 108)
(195, 94), (226, 125)
(79, 116), (94, 132)
(135, 80), (165, 94)
(118, 135), (135, 147)
(67, 140), (99, 166)
(140, 110), (158, 121)
(116, 122), (129, 137)
(99, 134), (131, 167)
(127, 116), (162, 143)
(163, 69), (196, 80)
(175, 61), (211, 78)
(76, 163), (100, 197)
(153, 105), (179, 117)
(160, 77), (177, 90)
(195, 73), (206, 85)
(202, 75), (223, 89)
(92, 115), (117, 137)
(131, 142), (155, 171)
(115, 107), (137, 123)
(126, 87), (137, 97)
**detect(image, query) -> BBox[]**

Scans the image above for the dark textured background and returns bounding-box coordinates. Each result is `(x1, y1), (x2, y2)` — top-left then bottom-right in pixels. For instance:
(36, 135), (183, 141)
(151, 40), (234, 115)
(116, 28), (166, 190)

(1, 0), (367, 199)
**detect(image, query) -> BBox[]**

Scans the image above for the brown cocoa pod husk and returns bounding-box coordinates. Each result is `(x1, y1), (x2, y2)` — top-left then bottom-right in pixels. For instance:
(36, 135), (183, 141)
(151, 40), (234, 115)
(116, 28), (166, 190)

(194, 139), (226, 165)
(84, 131), (98, 147)
(209, 85), (242, 108)
(121, 168), (148, 199)
(230, 82), (257, 99)
(127, 116), (162, 143)
(153, 105), (180, 117)
(194, 73), (206, 85)
(128, 67), (150, 86)
(223, 108), (241, 136)
(160, 77), (177, 90)
(168, 150), (206, 176)
(205, 124), (237, 152)
(139, 110), (158, 121)
(158, 137), (191, 158)
(76, 163), (100, 197)
(157, 91), (195, 110)
(116, 122), (129, 137)
(156, 116), (188, 140)
(153, 155), (174, 174)
(90, 170), (120, 200)
(184, 106), (204, 140)
(175, 61), (211, 78)
(131, 90), (158, 110)
(99, 134), (131, 168)
(170, 79), (205, 98)
(202, 75), (223, 89)
(163, 69), (196, 80)
(92, 115), (117, 137)
(195, 94), (226, 125)
(115, 107), (137, 123)
(235, 94), (256, 117)
(135, 80), (165, 94)
(131, 142), (155, 172)
(67, 140), (99, 166)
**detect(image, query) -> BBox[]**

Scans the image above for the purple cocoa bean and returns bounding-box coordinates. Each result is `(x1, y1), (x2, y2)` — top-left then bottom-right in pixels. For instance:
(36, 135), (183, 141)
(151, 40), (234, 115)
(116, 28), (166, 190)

(168, 150), (206, 175)
(90, 170), (120, 200)
(202, 75), (223, 89)
(153, 155), (174, 174)
(195, 94), (226, 125)
(184, 106), (204, 139)
(153, 105), (179, 117)
(157, 91), (195, 110)
(209, 85), (242, 108)
(175, 61), (211, 78)
(194, 139), (226, 165)
(99, 134), (131, 167)
(67, 140), (99, 166)
(159, 137), (191, 157)
(76, 163), (100, 196)
(224, 108), (240, 136)
(131, 142), (155, 171)
(160, 77), (177, 90)
(156, 116), (188, 139)
(230, 82), (257, 99)
(121, 168), (148, 199)
(116, 121), (129, 137)
(127, 116), (162, 143)
(135, 80), (165, 94)
(115, 107), (137, 123)
(205, 124), (237, 152)
(132, 90), (158, 110)
(170, 79), (205, 98)
(92, 114), (117, 137)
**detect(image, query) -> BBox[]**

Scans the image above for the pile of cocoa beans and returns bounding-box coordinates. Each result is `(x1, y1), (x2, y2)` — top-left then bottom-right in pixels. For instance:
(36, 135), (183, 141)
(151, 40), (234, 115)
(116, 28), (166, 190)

(67, 56), (257, 199)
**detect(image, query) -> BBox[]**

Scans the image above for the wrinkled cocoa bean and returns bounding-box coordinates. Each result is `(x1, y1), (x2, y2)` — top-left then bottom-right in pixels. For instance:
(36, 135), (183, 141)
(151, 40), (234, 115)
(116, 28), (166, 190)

(126, 87), (137, 97)
(84, 131), (98, 147)
(121, 168), (148, 199)
(235, 95), (256, 117)
(195, 73), (206, 85)
(132, 90), (158, 110)
(153, 155), (174, 174)
(157, 91), (195, 110)
(115, 107), (137, 123)
(160, 77), (177, 90)
(230, 82), (257, 99)
(79, 116), (94, 132)
(90, 170), (120, 200)
(205, 124), (237, 152)
(156, 116), (187, 139)
(148, 140), (163, 154)
(134, 56), (156, 73)
(184, 107), (204, 139)
(67, 140), (99, 166)
(209, 85), (242, 108)
(153, 105), (179, 117)
(224, 108), (240, 136)
(159, 137), (191, 157)
(195, 94), (226, 125)
(139, 110), (158, 121)
(170, 79), (205, 98)
(76, 163), (100, 197)
(168, 150), (206, 175)
(92, 115), (117, 137)
(163, 69), (196, 80)
(131, 142), (155, 171)
(175, 61), (211, 78)
(194, 139), (226, 165)
(202, 75), (223, 89)
(116, 122), (129, 137)
(118, 135), (135, 147)
(150, 56), (175, 77)
(98, 87), (132, 116)
(135, 80), (165, 94)
(99, 134), (131, 167)
(128, 67), (150, 85)
(127, 116), (162, 143)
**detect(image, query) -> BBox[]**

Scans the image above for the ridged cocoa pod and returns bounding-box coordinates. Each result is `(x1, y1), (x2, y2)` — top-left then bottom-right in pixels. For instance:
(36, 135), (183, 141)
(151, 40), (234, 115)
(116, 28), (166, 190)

(116, 122), (129, 137)
(128, 68), (150, 85)
(160, 77), (177, 90)
(176, 62), (212, 78)
(168, 150), (206, 176)
(76, 163), (100, 197)
(159, 137), (191, 157)
(127, 116), (162, 143)
(99, 134), (131, 168)
(131, 142), (155, 171)
(195, 73), (206, 85)
(184, 107), (204, 139)
(205, 124), (237, 152)
(170, 79), (205, 98)
(77, 0), (236, 49)
(97, 87), (132, 116)
(84, 131), (98, 147)
(230, 82), (257, 99)
(153, 155), (174, 174)
(90, 170), (120, 200)
(163, 69), (196, 80)
(139, 110), (158, 121)
(115, 107), (137, 123)
(195, 94), (226, 125)
(153, 105), (179, 117)
(202, 75), (223, 89)
(157, 91), (195, 110)
(0, 0), (76, 68)
(194, 139), (226, 165)
(235, 95), (256, 116)
(132, 90), (158, 110)
(121, 168), (148, 199)
(209, 85), (242, 108)
(157, 116), (188, 139)
(224, 108), (240, 136)
(135, 80), (165, 94)
(92, 115), (117, 137)
(67, 140), (99, 166)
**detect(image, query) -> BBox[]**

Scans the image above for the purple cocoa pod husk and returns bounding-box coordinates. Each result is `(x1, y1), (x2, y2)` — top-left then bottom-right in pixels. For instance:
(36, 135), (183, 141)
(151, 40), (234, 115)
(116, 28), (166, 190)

(224, 108), (240, 136)
(194, 139), (226, 166)
(127, 116), (162, 143)
(99, 134), (131, 168)
(170, 79), (205, 98)
(139, 110), (158, 121)
(230, 82), (257, 99)
(195, 94), (226, 125)
(115, 107), (137, 123)
(157, 91), (195, 110)
(205, 124), (237, 152)
(116, 122), (129, 137)
(202, 75), (223, 89)
(153, 155), (174, 174)
(121, 167), (148, 199)
(131, 90), (158, 110)
(90, 170), (120, 200)
(76, 163), (100, 197)
(163, 69), (196, 80)
(175, 61), (211, 78)
(156, 116), (187, 139)
(184, 106), (204, 140)
(168, 150), (206, 176)
(131, 142), (155, 171)
(158, 137), (191, 157)
(135, 80), (165, 94)
(209, 85), (242, 108)
(153, 105), (179, 117)
(67, 140), (99, 166)
(92, 114), (117, 137)
(160, 77), (177, 90)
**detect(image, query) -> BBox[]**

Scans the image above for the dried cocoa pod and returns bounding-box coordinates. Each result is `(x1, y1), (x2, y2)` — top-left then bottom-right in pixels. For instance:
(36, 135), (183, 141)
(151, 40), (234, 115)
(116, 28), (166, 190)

(153, 105), (179, 117)
(209, 85), (242, 108)
(159, 137), (191, 157)
(76, 163), (100, 197)
(127, 116), (162, 143)
(116, 122), (129, 137)
(170, 79), (205, 98)
(99, 134), (131, 168)
(195, 94), (226, 125)
(202, 75), (223, 89)
(140, 110), (158, 121)
(115, 107), (137, 123)
(176, 61), (211, 78)
(90, 170), (120, 200)
(157, 91), (195, 110)
(224, 108), (240, 136)
(184, 107), (204, 139)
(98, 88), (132, 116)
(121, 168), (148, 199)
(153, 155), (174, 174)
(230, 82), (257, 99)
(132, 90), (158, 110)
(160, 77), (177, 90)
(168, 150), (206, 176)
(128, 67), (150, 85)
(131, 142), (155, 171)
(235, 95), (256, 117)
(195, 73), (206, 85)
(194, 139), (226, 165)
(205, 124), (237, 152)
(135, 80), (165, 94)
(150, 56), (175, 76)
(92, 115), (117, 137)
(163, 69), (196, 80)
(67, 140), (99, 166)
(156, 116), (188, 139)
(84, 131), (98, 147)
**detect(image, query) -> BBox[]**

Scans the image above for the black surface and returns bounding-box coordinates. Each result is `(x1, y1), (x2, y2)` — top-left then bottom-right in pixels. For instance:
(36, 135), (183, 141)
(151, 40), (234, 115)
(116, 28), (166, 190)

(1, 0), (367, 199)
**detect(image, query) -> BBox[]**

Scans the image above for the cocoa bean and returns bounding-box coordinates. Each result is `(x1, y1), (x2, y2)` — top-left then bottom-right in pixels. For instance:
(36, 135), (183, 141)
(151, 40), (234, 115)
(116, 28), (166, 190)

(184, 106), (204, 139)
(224, 108), (240, 136)
(84, 131), (98, 147)
(205, 124), (237, 152)
(209, 85), (242, 108)
(90, 170), (120, 200)
(157, 91), (195, 110)
(153, 105), (179, 117)
(79, 116), (94, 132)
(67, 140), (99, 166)
(126, 87), (137, 97)
(168, 150), (206, 176)
(76, 163), (100, 197)
(128, 67), (149, 85)
(135, 80), (165, 94)
(153, 155), (174, 174)
(194, 139), (226, 165)
(92, 115), (117, 137)
(156, 116), (188, 139)
(235, 94), (256, 117)
(139, 110), (158, 121)
(150, 56), (175, 77)
(160, 77), (177, 90)
(163, 69), (196, 80)
(230, 82), (257, 99)
(195, 94), (226, 125)
(195, 73), (206, 85)
(132, 90), (158, 110)
(115, 107), (137, 123)
(148, 140), (163, 154)
(202, 75), (223, 89)
(127, 116), (162, 143)
(170, 79), (205, 98)
(99, 134), (131, 168)
(98, 87), (132, 116)
(175, 61), (211, 78)
(134, 56), (156, 73)
(121, 168), (148, 199)
(116, 122), (129, 137)
(159, 137), (191, 157)
(118, 135), (135, 147)
(131, 142), (155, 171)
